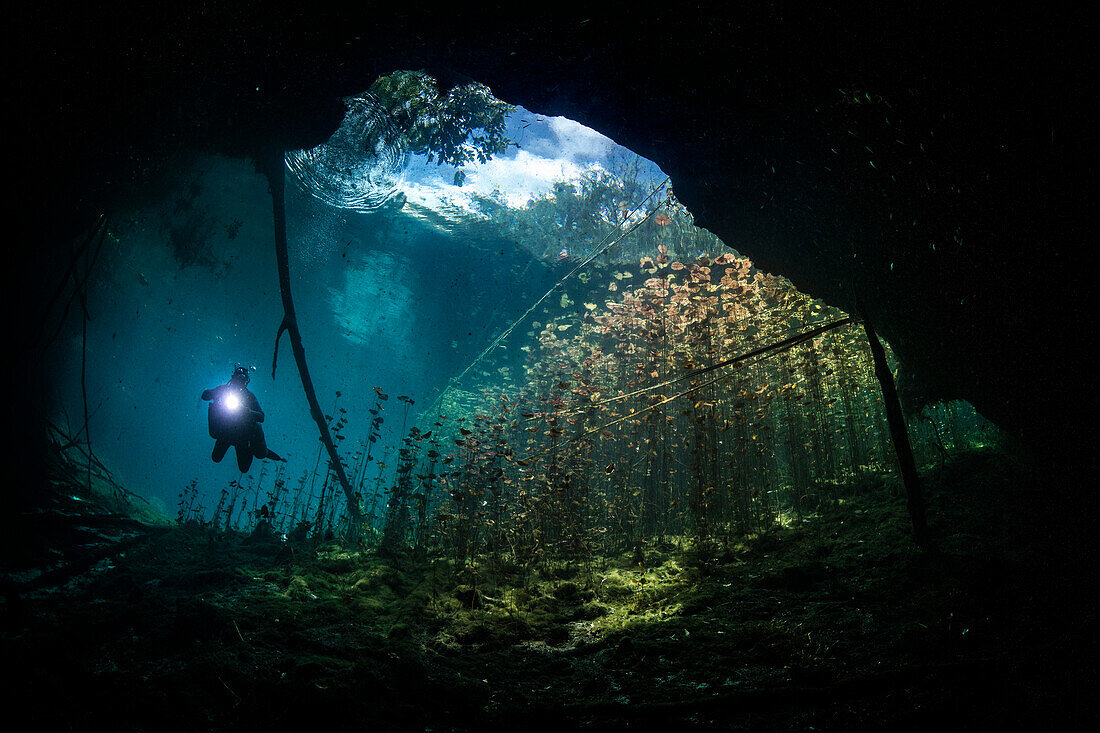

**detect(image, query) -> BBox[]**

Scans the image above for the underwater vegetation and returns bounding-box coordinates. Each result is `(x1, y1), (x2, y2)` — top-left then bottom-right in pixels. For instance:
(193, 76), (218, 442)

(9, 437), (1083, 731)
(14, 71), (1064, 733)
(6, 0), (1093, 725)
(170, 168), (998, 578)
(6, 109), (1084, 733)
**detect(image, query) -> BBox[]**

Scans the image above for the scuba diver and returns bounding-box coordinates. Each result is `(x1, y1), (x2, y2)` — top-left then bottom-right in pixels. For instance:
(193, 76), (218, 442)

(201, 365), (285, 472)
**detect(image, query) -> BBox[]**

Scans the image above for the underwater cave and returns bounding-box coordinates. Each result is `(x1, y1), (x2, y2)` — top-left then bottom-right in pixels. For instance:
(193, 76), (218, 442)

(3, 4), (1095, 731)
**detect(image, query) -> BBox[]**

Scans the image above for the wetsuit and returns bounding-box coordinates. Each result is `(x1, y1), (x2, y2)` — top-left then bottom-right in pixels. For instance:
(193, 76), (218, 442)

(201, 382), (280, 472)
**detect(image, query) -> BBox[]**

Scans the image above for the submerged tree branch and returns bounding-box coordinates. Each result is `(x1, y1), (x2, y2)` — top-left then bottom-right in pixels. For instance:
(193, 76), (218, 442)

(263, 154), (362, 540)
(860, 310), (929, 547)
(271, 315), (289, 379)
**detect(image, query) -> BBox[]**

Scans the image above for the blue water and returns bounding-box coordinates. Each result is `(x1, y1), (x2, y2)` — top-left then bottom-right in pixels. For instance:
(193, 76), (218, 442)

(48, 108), (665, 516)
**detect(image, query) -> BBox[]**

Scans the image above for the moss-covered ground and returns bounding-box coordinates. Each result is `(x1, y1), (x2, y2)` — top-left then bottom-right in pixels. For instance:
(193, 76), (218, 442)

(2, 446), (1095, 731)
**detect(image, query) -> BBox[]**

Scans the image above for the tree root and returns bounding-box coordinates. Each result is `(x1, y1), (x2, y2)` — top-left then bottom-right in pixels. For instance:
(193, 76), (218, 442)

(262, 153), (362, 541)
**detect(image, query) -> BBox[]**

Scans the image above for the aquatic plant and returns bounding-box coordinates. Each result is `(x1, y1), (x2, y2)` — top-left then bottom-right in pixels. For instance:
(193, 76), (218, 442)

(176, 479), (200, 524)
(391, 234), (988, 568)
(161, 155), (993, 568)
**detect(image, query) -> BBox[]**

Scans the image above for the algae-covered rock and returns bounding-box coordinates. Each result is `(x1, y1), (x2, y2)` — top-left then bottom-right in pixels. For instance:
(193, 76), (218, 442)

(286, 575), (315, 600)
(387, 622), (413, 640)
(453, 618), (493, 645)
(453, 584), (483, 609)
(446, 602), (534, 649)
(351, 577), (375, 593)
(403, 587), (432, 607)
(348, 562), (406, 598)
(542, 564), (578, 581)
(244, 519), (279, 545)
(580, 602), (610, 620)
(544, 624), (570, 645)
(317, 553), (357, 574)
(596, 573), (636, 601)
(552, 581), (581, 600)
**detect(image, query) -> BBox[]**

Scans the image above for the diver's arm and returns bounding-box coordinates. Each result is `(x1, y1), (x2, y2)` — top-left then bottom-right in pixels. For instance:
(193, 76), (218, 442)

(201, 388), (216, 401)
(246, 392), (265, 423)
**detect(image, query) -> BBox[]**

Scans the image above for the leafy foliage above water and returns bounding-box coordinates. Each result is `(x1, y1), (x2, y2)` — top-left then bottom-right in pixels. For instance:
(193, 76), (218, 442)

(369, 70), (515, 169)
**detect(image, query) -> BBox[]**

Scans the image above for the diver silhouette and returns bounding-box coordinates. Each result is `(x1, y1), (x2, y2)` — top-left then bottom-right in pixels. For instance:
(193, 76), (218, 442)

(201, 366), (285, 472)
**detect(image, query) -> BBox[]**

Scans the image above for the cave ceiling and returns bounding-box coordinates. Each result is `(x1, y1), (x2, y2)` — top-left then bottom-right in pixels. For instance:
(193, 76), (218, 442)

(11, 2), (1091, 458)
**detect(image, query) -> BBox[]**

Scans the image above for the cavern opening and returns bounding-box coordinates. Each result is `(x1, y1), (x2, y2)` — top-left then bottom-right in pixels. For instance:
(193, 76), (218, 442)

(44, 71), (996, 549)
(6, 16), (1091, 725)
